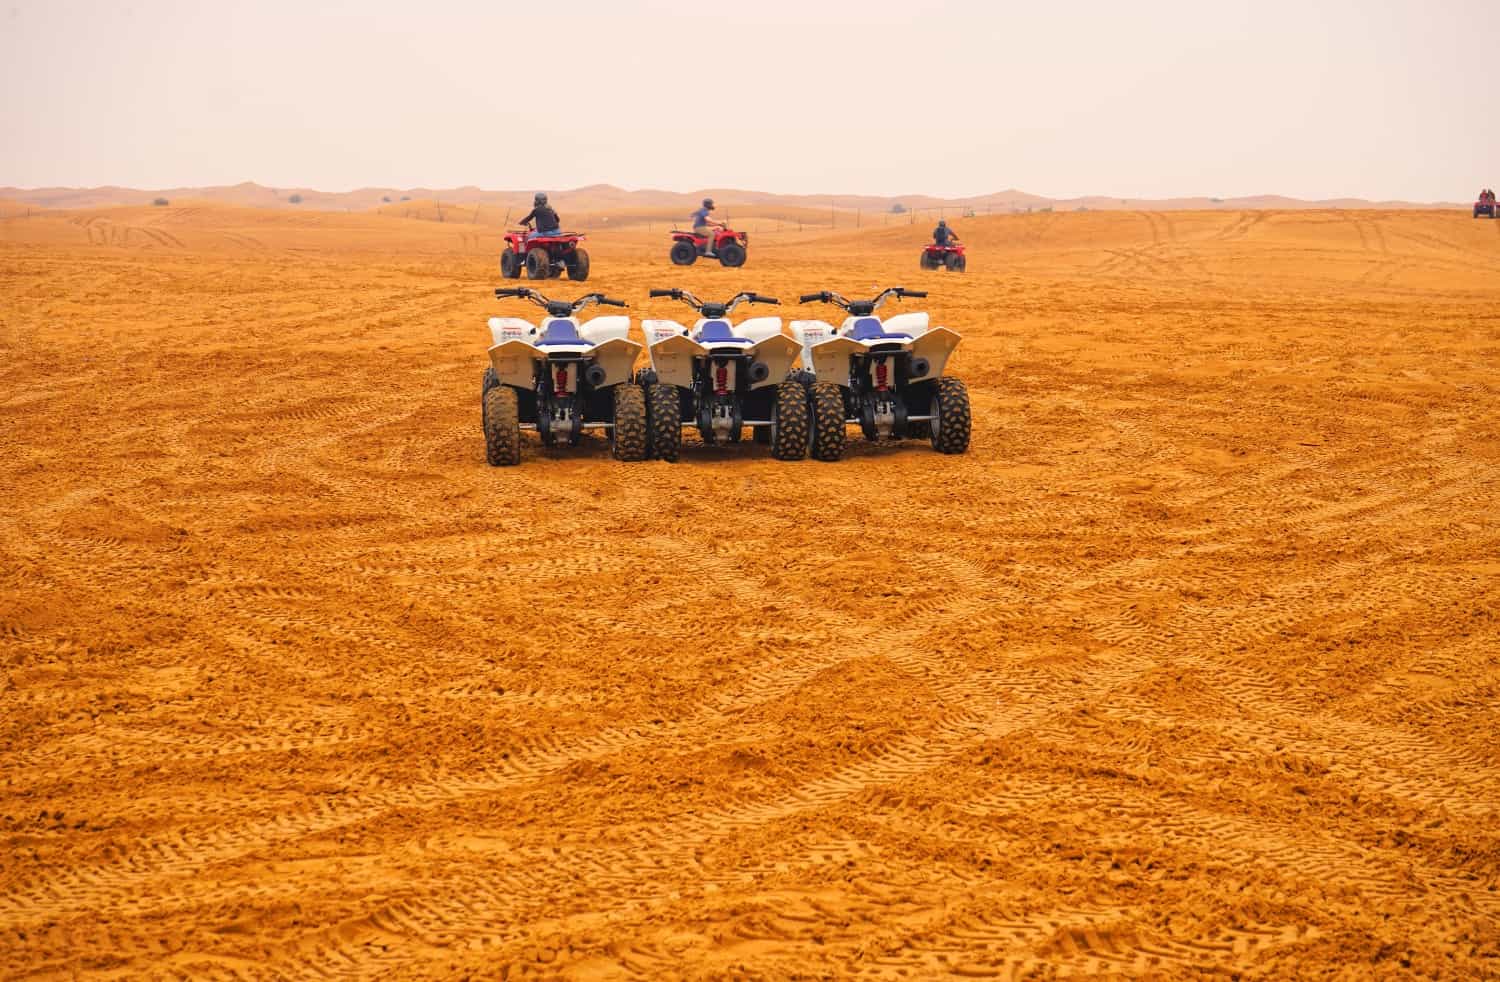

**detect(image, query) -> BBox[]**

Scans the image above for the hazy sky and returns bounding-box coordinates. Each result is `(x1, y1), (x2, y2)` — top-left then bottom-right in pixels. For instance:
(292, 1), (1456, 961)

(2, 0), (1494, 200)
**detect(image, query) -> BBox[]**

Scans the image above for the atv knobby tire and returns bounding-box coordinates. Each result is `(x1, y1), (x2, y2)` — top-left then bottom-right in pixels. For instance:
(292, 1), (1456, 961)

(718, 241), (747, 268)
(567, 248), (591, 281)
(930, 376), (971, 454)
(770, 378), (809, 461)
(670, 241), (698, 265)
(921, 252), (939, 270)
(807, 381), (847, 462)
(611, 383), (648, 462)
(500, 248), (522, 278)
(483, 384), (522, 466)
(525, 247), (553, 279)
(945, 252), (965, 272)
(646, 383), (681, 462)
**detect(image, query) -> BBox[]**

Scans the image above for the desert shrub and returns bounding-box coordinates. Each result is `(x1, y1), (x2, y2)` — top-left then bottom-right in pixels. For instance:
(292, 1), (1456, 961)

(382, 196), (391, 203)
(152, 197), (169, 206)
(400, 195), (411, 202)
(890, 202), (906, 214)
(288, 193), (303, 204)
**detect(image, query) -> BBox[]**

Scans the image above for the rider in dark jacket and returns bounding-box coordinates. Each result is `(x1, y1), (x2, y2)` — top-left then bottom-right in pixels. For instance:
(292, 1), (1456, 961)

(518, 193), (561, 237)
(933, 219), (958, 246)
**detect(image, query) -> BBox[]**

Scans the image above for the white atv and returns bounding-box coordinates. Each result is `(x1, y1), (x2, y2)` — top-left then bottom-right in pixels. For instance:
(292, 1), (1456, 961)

(639, 289), (807, 461)
(791, 287), (970, 461)
(482, 287), (646, 465)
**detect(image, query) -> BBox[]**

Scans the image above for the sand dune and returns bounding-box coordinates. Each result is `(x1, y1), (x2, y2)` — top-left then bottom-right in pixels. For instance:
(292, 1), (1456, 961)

(2, 205), (1498, 978)
(0, 180), (1467, 215)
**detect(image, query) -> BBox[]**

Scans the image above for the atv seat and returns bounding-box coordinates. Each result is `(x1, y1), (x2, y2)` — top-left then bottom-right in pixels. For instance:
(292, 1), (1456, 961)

(537, 320), (585, 346)
(847, 317), (913, 342)
(696, 320), (751, 344)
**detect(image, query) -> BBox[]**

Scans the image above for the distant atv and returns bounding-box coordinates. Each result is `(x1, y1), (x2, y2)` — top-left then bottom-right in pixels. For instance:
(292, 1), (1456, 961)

(792, 287), (969, 461)
(482, 288), (644, 465)
(669, 227), (748, 267)
(1475, 196), (1496, 219)
(500, 228), (590, 281)
(640, 289), (806, 461)
(922, 240), (966, 272)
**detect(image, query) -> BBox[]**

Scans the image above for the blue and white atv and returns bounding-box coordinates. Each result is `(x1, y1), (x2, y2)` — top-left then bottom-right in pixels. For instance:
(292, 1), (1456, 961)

(639, 289), (808, 461)
(481, 287), (646, 465)
(792, 287), (970, 461)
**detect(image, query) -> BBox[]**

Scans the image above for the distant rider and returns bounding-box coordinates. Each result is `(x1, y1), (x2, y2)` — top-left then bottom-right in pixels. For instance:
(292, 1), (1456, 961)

(933, 219), (959, 246)
(690, 197), (724, 257)
(518, 192), (561, 241)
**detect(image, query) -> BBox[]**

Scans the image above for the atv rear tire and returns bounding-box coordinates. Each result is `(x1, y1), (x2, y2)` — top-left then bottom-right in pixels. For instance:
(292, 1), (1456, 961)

(930, 376), (971, 454)
(483, 384), (522, 466)
(567, 248), (591, 281)
(610, 384), (648, 462)
(670, 241), (698, 265)
(770, 378), (809, 461)
(921, 252), (938, 270)
(718, 242), (747, 268)
(500, 248), (522, 279)
(646, 383), (681, 462)
(808, 381), (847, 462)
(526, 247), (553, 279)
(945, 253), (965, 272)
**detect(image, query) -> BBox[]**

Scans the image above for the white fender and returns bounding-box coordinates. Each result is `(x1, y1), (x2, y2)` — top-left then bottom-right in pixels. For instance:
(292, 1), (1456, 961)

(488, 316), (534, 347)
(805, 336), (864, 386)
(487, 338), (540, 388)
(745, 333), (800, 390)
(735, 316), (784, 345)
(648, 333), (706, 389)
(578, 314), (631, 345)
(909, 326), (962, 383)
(881, 311), (930, 338)
(642, 318), (689, 348)
(588, 337), (643, 389)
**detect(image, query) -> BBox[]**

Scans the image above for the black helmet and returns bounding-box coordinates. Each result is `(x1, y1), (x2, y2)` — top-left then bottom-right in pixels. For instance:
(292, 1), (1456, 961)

(938, 219), (947, 227)
(703, 197), (715, 209)
(534, 192), (548, 206)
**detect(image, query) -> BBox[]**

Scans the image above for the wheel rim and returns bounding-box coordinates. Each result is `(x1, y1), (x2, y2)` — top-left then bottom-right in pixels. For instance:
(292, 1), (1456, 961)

(930, 394), (941, 440)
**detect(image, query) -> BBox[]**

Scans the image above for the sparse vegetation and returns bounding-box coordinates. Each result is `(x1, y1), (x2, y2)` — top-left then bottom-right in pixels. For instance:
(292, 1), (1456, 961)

(289, 194), (303, 205)
(152, 198), (169, 207)
(400, 195), (411, 202)
(890, 202), (907, 214)
(382, 196), (392, 203)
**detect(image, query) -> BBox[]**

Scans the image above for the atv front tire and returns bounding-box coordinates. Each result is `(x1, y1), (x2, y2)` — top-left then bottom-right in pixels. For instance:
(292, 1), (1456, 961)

(930, 376), (971, 454)
(483, 385), (521, 466)
(670, 241), (698, 265)
(718, 242), (747, 268)
(807, 381), (847, 462)
(611, 384), (648, 462)
(500, 248), (522, 279)
(525, 247), (553, 279)
(567, 248), (591, 281)
(770, 378), (809, 461)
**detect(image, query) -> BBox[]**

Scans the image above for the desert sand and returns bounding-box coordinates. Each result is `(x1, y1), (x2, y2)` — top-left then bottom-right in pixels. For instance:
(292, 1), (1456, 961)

(2, 203), (1498, 978)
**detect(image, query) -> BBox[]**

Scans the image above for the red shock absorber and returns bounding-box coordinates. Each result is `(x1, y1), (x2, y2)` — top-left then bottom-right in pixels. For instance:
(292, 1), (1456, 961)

(554, 365), (569, 396)
(874, 358), (889, 391)
(714, 362), (729, 396)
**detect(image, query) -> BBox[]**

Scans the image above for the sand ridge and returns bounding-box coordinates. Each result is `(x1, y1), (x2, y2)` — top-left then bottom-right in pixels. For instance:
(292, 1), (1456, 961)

(1, 206), (1498, 978)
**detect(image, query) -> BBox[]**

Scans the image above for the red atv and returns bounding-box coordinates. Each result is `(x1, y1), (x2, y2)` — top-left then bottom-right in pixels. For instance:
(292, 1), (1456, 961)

(669, 227), (748, 268)
(500, 228), (590, 281)
(1475, 192), (1496, 219)
(921, 241), (966, 272)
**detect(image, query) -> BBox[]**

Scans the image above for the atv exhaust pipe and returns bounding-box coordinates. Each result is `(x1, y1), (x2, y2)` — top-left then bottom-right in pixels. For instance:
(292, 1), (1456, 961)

(909, 357), (931, 379)
(584, 364), (608, 387)
(747, 361), (770, 384)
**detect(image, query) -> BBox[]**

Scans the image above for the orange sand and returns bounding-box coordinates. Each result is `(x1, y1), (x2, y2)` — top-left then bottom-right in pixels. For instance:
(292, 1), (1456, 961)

(1, 205), (1498, 978)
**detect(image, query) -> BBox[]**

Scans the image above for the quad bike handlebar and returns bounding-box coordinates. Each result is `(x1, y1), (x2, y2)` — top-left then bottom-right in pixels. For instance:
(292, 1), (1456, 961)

(495, 287), (627, 317)
(799, 287), (926, 317)
(648, 289), (779, 316)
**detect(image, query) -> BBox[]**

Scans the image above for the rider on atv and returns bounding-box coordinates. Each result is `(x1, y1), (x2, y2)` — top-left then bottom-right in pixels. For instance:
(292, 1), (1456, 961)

(933, 219), (959, 247)
(518, 193), (562, 242)
(690, 198), (725, 257)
